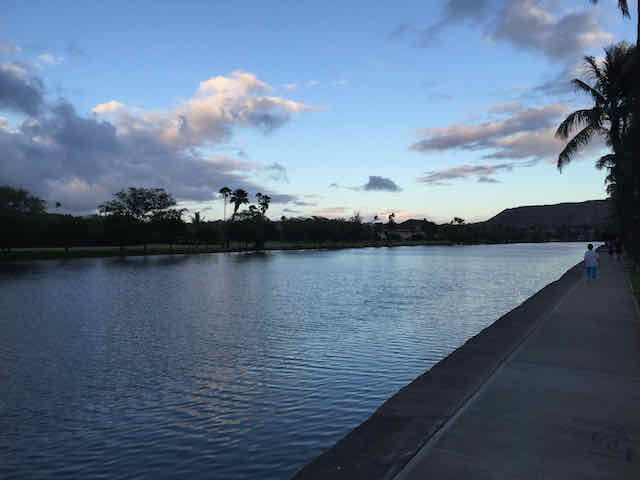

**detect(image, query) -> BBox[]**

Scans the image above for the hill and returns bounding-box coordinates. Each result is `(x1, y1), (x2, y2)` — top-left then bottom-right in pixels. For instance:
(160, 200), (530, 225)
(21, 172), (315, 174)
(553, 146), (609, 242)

(478, 199), (613, 229)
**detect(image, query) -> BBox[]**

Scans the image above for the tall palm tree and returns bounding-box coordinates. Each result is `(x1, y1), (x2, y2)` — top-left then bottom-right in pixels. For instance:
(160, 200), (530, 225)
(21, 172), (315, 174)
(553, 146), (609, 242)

(218, 187), (232, 221)
(230, 188), (249, 221)
(555, 42), (634, 171)
(590, 2), (640, 261)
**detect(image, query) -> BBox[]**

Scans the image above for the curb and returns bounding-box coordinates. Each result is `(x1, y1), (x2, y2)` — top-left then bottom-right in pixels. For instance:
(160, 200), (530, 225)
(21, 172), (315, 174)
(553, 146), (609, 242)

(291, 262), (584, 480)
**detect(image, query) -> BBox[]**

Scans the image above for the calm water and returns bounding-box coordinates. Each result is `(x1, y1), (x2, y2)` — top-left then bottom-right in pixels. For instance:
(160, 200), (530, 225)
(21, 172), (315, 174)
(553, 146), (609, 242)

(1, 243), (588, 479)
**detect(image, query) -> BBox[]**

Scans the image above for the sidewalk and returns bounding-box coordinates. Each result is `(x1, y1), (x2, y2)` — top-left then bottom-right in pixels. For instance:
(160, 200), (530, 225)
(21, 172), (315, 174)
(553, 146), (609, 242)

(395, 253), (640, 479)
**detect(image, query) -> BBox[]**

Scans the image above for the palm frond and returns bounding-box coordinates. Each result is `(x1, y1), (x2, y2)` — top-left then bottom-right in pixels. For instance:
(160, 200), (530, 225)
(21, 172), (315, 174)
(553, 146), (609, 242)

(596, 153), (616, 170)
(584, 56), (604, 85)
(555, 108), (603, 139)
(557, 124), (601, 171)
(589, 0), (630, 18)
(572, 79), (605, 104)
(618, 0), (630, 18)
(605, 168), (617, 198)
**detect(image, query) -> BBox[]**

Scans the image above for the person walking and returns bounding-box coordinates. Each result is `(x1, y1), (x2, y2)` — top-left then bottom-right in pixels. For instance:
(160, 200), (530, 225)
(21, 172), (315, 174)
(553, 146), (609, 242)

(584, 243), (599, 282)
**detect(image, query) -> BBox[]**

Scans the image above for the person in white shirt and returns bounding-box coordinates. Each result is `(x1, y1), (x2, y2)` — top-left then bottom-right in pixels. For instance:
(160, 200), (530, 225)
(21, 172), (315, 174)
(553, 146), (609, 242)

(584, 243), (599, 281)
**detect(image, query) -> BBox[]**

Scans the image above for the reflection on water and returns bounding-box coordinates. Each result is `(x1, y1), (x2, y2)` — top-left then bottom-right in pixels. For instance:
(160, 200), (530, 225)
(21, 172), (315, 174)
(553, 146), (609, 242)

(0, 243), (588, 479)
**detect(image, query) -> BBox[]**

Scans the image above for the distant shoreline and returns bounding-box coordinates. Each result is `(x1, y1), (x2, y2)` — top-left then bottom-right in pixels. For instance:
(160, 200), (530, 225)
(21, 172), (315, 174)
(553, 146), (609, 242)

(0, 240), (596, 262)
(0, 240), (453, 262)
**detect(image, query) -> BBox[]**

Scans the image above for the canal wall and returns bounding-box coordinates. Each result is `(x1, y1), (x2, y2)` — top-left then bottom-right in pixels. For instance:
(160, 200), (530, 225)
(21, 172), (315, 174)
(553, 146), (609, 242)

(291, 261), (584, 480)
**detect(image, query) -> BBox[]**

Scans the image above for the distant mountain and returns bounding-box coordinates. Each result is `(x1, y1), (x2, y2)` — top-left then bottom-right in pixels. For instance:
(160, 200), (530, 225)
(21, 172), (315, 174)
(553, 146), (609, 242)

(478, 199), (613, 229)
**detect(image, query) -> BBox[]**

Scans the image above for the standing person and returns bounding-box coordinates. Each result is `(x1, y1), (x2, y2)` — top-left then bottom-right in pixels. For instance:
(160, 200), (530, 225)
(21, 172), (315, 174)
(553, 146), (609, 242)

(615, 237), (622, 260)
(584, 243), (599, 281)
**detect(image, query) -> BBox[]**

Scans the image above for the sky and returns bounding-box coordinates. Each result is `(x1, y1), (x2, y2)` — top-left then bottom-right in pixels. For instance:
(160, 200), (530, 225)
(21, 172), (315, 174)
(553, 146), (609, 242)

(1, 0), (637, 223)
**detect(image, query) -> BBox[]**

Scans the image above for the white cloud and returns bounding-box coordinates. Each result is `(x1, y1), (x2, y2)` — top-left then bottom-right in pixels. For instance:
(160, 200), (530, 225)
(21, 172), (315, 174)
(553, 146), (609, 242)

(410, 101), (603, 184)
(92, 100), (126, 115)
(1, 62), (28, 79)
(411, 98), (608, 185)
(0, 70), (311, 213)
(419, 163), (516, 184)
(397, 0), (613, 63)
(0, 117), (7, 129)
(284, 80), (321, 89)
(410, 104), (568, 161)
(197, 70), (270, 96)
(0, 42), (21, 55)
(488, 101), (522, 115)
(36, 53), (64, 66)
(363, 175), (402, 192)
(94, 70), (317, 149)
(491, 0), (613, 61)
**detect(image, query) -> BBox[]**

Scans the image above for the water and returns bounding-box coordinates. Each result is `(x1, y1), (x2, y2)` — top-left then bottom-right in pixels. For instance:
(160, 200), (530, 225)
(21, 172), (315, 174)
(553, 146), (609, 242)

(0, 243), (588, 479)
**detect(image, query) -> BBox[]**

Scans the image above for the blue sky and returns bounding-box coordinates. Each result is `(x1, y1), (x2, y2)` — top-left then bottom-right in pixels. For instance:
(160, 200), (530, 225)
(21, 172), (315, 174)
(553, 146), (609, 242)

(1, 0), (636, 222)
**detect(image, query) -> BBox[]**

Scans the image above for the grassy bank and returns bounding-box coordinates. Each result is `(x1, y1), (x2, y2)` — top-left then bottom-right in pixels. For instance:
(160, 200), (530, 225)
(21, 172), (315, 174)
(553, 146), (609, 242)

(0, 240), (455, 262)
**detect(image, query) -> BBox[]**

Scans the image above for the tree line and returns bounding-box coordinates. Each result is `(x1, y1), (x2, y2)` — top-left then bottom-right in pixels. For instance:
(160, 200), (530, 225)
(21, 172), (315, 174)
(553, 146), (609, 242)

(556, 1), (639, 262)
(0, 184), (610, 253)
(0, 185), (391, 251)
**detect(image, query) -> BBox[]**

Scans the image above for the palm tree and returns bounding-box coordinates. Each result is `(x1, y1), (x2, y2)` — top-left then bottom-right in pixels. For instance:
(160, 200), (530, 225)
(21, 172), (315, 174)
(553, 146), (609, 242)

(230, 188), (249, 221)
(255, 193), (271, 215)
(388, 212), (395, 225)
(219, 187), (232, 221)
(589, 2), (640, 261)
(555, 42), (634, 171)
(191, 211), (203, 224)
(557, 43), (637, 252)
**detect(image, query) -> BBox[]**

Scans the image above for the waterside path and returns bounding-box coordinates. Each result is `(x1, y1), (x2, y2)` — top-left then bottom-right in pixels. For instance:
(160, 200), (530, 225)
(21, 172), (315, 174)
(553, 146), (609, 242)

(293, 252), (640, 479)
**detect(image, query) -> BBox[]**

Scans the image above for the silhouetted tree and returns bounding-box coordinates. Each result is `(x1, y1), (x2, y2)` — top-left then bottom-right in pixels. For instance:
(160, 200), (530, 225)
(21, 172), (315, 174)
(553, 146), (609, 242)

(150, 208), (187, 250)
(0, 185), (46, 214)
(0, 186), (47, 252)
(255, 192), (271, 215)
(98, 187), (179, 221)
(556, 43), (634, 171)
(191, 211), (203, 224)
(230, 188), (249, 221)
(556, 43), (636, 251)
(98, 187), (186, 250)
(219, 186), (232, 221)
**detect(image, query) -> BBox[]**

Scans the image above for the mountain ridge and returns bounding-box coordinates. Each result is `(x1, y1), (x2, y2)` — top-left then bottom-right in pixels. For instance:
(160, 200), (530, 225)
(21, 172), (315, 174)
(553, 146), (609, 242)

(475, 199), (612, 229)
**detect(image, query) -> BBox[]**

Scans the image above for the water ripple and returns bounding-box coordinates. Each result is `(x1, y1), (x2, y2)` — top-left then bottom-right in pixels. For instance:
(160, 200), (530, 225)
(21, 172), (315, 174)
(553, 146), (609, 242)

(0, 243), (589, 479)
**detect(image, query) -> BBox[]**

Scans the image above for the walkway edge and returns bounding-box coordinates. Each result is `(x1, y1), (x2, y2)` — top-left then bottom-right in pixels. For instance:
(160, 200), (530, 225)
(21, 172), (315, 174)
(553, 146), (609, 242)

(291, 262), (584, 480)
(393, 272), (583, 480)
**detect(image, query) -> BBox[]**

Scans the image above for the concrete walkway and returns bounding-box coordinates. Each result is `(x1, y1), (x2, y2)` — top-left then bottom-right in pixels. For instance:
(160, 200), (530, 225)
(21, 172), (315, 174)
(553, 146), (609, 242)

(395, 253), (640, 479)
